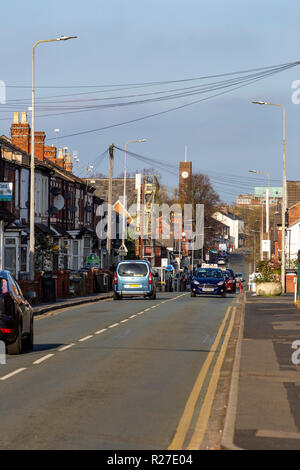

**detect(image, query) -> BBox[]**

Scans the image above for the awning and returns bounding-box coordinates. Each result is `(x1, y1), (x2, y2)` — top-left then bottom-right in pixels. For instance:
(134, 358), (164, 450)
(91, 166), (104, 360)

(50, 223), (72, 238)
(75, 227), (97, 239)
(35, 223), (55, 236)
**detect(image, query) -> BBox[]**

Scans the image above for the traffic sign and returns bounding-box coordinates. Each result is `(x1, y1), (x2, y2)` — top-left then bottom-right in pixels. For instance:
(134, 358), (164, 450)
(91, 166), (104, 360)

(118, 244), (128, 256)
(86, 253), (100, 268)
(165, 265), (174, 271)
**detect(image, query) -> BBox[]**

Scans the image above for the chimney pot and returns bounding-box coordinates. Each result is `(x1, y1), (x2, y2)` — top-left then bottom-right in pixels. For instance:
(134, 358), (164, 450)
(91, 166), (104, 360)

(13, 112), (19, 124)
(21, 112), (27, 124)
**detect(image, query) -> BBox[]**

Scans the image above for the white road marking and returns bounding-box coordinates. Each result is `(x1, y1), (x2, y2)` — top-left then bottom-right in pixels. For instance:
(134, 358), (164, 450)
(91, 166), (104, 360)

(58, 343), (75, 351)
(129, 315), (137, 319)
(120, 319), (129, 323)
(0, 368), (27, 380)
(78, 335), (93, 342)
(108, 323), (119, 328)
(95, 328), (107, 334)
(33, 354), (55, 365)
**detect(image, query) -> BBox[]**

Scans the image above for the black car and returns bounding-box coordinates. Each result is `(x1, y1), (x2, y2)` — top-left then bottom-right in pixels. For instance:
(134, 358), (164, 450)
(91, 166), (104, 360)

(0, 270), (33, 355)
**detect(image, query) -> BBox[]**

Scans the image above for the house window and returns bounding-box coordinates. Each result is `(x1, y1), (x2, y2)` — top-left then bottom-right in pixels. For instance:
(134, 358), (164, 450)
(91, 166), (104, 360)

(72, 240), (79, 271)
(83, 238), (91, 266)
(20, 246), (27, 272)
(60, 239), (69, 270)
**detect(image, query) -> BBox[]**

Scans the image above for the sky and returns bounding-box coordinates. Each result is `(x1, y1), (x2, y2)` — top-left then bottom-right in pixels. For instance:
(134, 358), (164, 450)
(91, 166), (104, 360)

(1, 0), (300, 203)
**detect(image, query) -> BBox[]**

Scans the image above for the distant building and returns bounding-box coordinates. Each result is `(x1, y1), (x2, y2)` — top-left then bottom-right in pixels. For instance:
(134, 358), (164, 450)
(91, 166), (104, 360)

(179, 161), (192, 202)
(236, 187), (282, 207)
(253, 187), (282, 205)
(287, 181), (300, 208)
(212, 211), (245, 249)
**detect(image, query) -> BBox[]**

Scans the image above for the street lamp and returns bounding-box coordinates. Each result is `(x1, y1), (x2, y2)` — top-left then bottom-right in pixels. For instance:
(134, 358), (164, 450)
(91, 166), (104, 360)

(248, 169), (271, 258)
(178, 231), (185, 269)
(121, 139), (147, 253)
(252, 100), (286, 293)
(30, 35), (77, 280)
(250, 229), (260, 272)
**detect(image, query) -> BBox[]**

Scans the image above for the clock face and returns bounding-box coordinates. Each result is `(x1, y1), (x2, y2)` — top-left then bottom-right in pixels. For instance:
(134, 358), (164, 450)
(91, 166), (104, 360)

(181, 171), (189, 179)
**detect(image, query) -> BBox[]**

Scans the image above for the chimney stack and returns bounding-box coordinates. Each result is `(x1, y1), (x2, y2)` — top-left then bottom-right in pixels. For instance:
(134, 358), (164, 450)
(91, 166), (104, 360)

(56, 148), (65, 168)
(64, 152), (73, 172)
(11, 111), (30, 153)
(33, 131), (45, 161)
(44, 144), (57, 163)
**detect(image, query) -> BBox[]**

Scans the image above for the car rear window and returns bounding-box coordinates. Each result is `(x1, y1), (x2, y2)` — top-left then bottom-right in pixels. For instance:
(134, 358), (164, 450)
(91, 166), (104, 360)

(118, 263), (148, 277)
(196, 269), (223, 278)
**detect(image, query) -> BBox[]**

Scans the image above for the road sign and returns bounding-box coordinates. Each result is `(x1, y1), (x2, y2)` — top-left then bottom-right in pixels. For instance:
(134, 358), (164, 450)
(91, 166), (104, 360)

(86, 253), (100, 268)
(118, 244), (128, 256)
(161, 258), (168, 267)
(165, 265), (174, 271)
(0, 183), (12, 201)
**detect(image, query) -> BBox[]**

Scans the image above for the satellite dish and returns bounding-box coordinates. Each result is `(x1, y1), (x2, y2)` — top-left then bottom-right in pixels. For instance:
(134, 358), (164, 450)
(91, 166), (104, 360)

(53, 194), (65, 211)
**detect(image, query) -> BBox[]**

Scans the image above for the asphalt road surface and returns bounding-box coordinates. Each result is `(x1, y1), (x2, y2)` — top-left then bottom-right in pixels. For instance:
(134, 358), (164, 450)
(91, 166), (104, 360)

(0, 255), (248, 450)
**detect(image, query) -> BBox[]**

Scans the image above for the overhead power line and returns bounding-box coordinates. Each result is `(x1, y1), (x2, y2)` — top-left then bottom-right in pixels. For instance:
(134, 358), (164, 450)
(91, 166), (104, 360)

(43, 60), (298, 142)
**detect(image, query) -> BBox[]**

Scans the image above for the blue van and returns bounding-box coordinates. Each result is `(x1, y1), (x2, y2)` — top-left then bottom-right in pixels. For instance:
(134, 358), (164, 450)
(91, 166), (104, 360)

(113, 260), (156, 300)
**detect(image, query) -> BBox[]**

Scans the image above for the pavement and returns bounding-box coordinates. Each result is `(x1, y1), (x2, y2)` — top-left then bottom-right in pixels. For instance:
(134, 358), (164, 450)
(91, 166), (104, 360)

(222, 291), (300, 450)
(33, 291), (113, 316)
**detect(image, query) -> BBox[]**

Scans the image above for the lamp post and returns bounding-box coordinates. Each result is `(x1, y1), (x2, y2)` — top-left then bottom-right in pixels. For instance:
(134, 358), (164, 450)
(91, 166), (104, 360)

(252, 100), (286, 293)
(250, 229), (260, 273)
(178, 231), (185, 269)
(121, 139), (147, 253)
(30, 35), (77, 280)
(248, 169), (271, 258)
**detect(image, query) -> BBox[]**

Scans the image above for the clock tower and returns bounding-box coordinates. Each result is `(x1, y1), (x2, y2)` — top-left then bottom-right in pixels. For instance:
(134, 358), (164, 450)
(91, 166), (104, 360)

(179, 161), (192, 202)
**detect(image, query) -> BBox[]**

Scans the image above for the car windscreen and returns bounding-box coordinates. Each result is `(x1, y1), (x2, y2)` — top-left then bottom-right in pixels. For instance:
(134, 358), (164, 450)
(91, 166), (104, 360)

(195, 269), (223, 279)
(118, 263), (149, 277)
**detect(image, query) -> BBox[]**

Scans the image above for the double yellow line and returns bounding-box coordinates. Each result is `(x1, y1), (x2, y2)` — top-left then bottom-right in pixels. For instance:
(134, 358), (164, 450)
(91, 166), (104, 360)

(168, 305), (236, 450)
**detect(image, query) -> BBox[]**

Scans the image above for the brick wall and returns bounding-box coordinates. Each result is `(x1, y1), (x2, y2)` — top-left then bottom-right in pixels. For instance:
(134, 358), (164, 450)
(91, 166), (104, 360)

(286, 273), (297, 293)
(289, 203), (300, 226)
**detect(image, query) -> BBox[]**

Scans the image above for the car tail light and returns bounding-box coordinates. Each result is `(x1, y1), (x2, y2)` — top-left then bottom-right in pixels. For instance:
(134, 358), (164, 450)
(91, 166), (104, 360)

(114, 272), (117, 285)
(1, 279), (8, 295)
(0, 328), (12, 334)
(149, 272), (152, 284)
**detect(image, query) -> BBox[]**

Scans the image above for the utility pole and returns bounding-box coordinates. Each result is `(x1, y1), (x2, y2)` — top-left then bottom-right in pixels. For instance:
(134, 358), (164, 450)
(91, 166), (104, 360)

(260, 203), (264, 261)
(107, 144), (114, 263)
(140, 176), (145, 259)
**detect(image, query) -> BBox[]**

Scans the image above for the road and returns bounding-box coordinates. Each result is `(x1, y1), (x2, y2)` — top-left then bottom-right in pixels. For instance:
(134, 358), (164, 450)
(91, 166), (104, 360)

(0, 255), (248, 450)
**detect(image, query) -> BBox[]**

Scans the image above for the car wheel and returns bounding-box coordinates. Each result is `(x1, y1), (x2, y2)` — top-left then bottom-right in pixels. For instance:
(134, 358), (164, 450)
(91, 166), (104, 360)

(113, 292), (121, 300)
(148, 291), (156, 300)
(6, 323), (23, 355)
(191, 291), (196, 297)
(23, 317), (34, 350)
